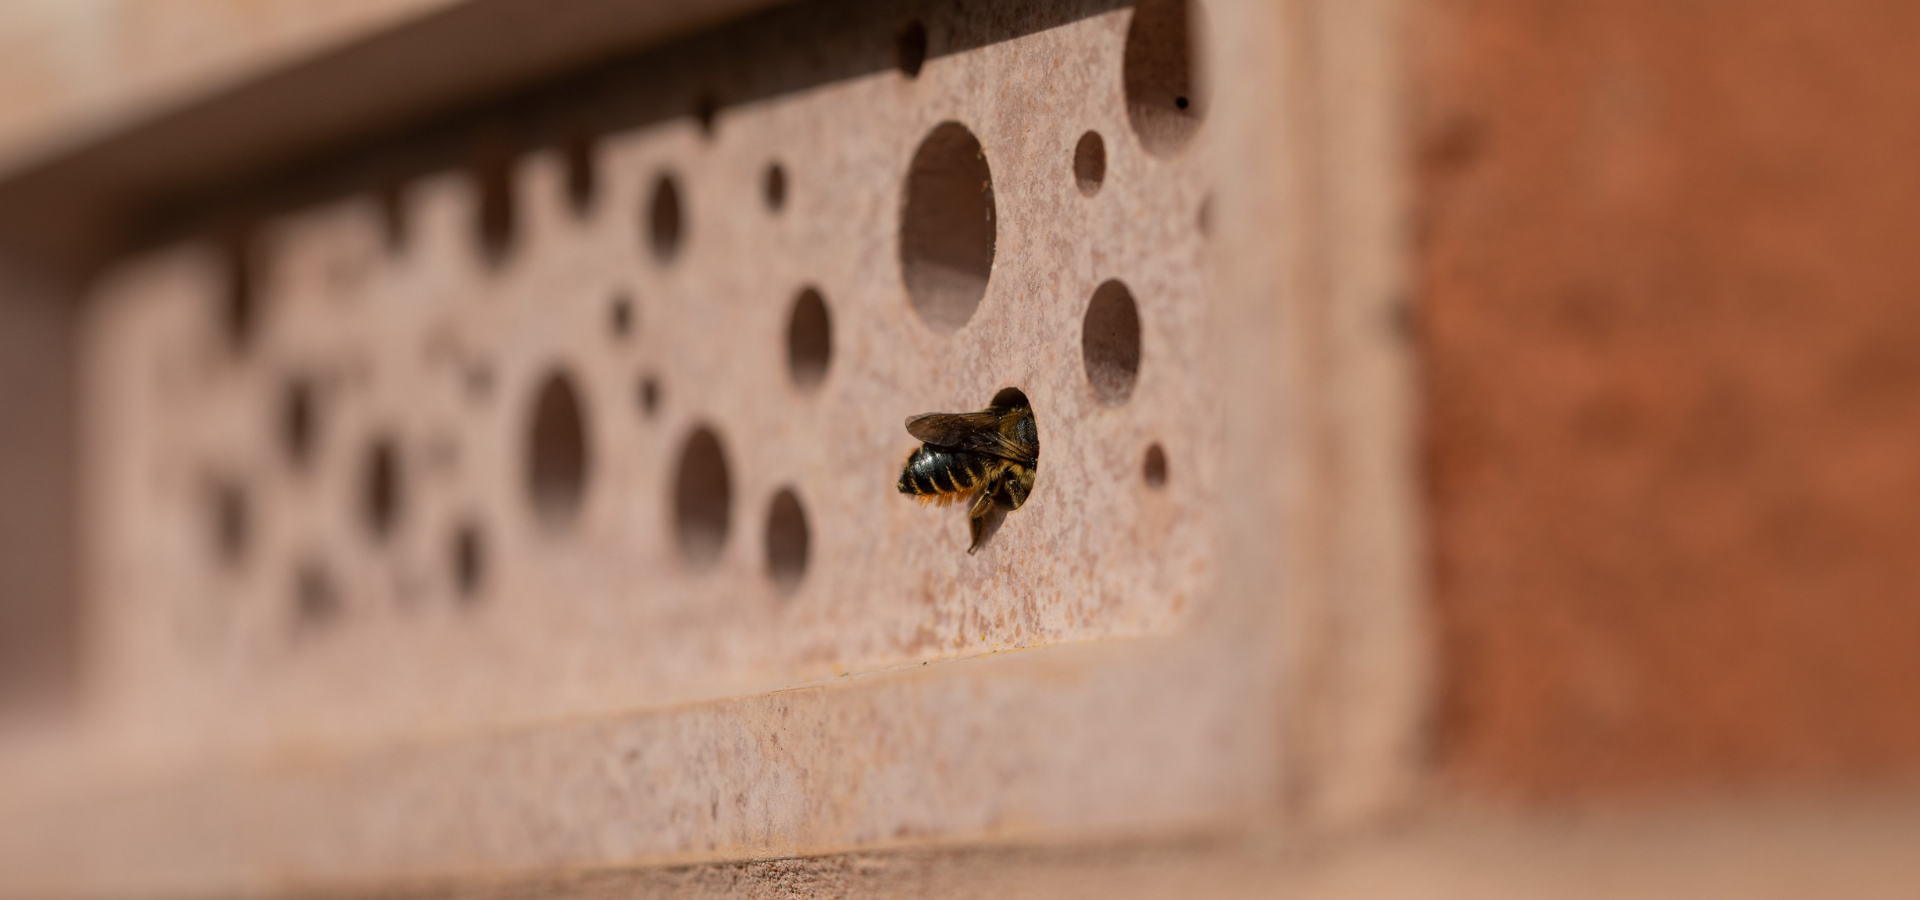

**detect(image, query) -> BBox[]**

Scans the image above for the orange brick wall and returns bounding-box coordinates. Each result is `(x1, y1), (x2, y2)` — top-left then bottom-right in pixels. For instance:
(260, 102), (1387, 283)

(1418, 0), (1920, 795)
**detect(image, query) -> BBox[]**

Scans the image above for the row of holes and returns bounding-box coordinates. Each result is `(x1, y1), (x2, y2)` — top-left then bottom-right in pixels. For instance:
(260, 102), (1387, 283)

(210, 0), (1201, 630)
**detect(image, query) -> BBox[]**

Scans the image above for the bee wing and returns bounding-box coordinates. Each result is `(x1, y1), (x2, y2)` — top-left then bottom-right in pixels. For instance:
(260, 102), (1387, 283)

(904, 411), (1036, 466)
(904, 411), (1002, 447)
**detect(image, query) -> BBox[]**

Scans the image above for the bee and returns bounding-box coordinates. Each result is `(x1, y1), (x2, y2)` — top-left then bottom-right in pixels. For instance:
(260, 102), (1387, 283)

(896, 397), (1040, 553)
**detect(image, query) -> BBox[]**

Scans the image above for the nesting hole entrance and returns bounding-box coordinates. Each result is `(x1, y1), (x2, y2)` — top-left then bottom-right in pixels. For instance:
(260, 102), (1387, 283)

(565, 131), (599, 215)
(763, 162), (788, 212)
(1083, 280), (1142, 405)
(900, 122), (996, 333)
(1074, 131), (1107, 196)
(765, 487), (809, 595)
(280, 377), (317, 468)
(222, 236), (256, 353)
(452, 522), (485, 602)
(1143, 443), (1169, 487)
(673, 426), (732, 569)
(361, 437), (402, 541)
(1124, 0), (1207, 157)
(896, 20), (928, 77)
(647, 173), (685, 263)
(527, 370), (590, 527)
(210, 480), (249, 568)
(474, 155), (518, 265)
(787, 287), (832, 390)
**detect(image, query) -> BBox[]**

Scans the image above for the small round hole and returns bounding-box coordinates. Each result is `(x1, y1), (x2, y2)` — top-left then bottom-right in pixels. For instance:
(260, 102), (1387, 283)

(452, 522), (485, 602)
(896, 20), (928, 77)
(609, 292), (634, 338)
(474, 156), (517, 265)
(672, 425), (732, 569)
(900, 121), (996, 333)
(280, 376), (317, 467)
(1143, 443), (1169, 487)
(361, 437), (402, 541)
(637, 375), (662, 417)
(565, 131), (599, 215)
(1124, 0), (1206, 157)
(293, 559), (340, 629)
(765, 487), (809, 595)
(1073, 131), (1107, 196)
(763, 162), (788, 212)
(647, 173), (685, 263)
(1083, 280), (1142, 405)
(211, 479), (249, 567)
(786, 287), (832, 390)
(527, 370), (590, 526)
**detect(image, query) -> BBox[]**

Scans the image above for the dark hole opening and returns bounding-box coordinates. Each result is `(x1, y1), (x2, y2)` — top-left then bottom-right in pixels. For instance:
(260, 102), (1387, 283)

(527, 370), (591, 527)
(647, 173), (685, 263)
(673, 425), (732, 569)
(787, 287), (832, 389)
(765, 487), (810, 595)
(362, 437), (402, 541)
(896, 20), (928, 77)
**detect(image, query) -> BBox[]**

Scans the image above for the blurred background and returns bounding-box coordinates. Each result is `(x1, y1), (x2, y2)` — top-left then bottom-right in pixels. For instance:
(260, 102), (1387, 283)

(2, 0), (1918, 897)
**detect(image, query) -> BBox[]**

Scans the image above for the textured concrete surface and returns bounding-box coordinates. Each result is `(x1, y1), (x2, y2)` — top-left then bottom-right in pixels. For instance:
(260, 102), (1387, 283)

(1416, 0), (1920, 796)
(1, 0), (1439, 894)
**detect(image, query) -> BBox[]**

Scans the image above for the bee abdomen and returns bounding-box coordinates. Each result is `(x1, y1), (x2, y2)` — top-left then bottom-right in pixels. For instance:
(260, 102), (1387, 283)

(897, 445), (983, 498)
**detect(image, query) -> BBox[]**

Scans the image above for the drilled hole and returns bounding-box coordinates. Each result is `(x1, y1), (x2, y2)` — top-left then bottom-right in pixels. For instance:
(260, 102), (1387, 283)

(763, 162), (788, 212)
(647, 173), (685, 263)
(293, 559), (340, 629)
(609, 292), (634, 338)
(1074, 131), (1107, 196)
(787, 287), (832, 390)
(896, 20), (928, 77)
(1143, 443), (1169, 487)
(765, 487), (809, 595)
(361, 437), (402, 541)
(452, 522), (485, 602)
(900, 122), (995, 333)
(672, 425), (732, 569)
(474, 156), (517, 265)
(1083, 280), (1142, 405)
(527, 370), (590, 526)
(210, 479), (249, 567)
(637, 375), (662, 417)
(1124, 0), (1206, 157)
(280, 376), (317, 468)
(565, 131), (599, 215)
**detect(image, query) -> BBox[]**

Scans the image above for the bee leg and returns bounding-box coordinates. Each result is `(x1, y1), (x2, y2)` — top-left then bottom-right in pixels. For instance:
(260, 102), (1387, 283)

(966, 484), (996, 554)
(1003, 466), (1035, 510)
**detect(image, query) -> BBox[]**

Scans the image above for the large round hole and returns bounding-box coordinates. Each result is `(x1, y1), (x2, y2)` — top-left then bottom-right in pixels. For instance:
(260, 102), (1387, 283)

(896, 20), (928, 77)
(1083, 280), (1142, 405)
(787, 287), (832, 390)
(765, 487), (809, 595)
(900, 122), (996, 333)
(280, 376), (317, 468)
(1124, 0), (1206, 157)
(362, 437), (402, 541)
(527, 370), (590, 526)
(672, 425), (732, 569)
(1073, 131), (1107, 196)
(647, 173), (685, 263)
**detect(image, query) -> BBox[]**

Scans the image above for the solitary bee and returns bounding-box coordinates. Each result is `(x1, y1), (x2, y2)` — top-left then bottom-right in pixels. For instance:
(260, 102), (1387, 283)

(896, 395), (1039, 553)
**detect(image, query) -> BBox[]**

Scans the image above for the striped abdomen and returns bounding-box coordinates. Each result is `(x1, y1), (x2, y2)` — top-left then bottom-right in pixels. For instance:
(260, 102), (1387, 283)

(897, 445), (995, 505)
